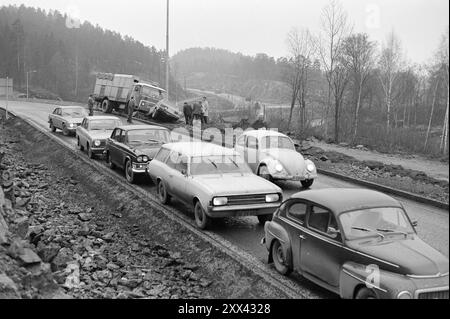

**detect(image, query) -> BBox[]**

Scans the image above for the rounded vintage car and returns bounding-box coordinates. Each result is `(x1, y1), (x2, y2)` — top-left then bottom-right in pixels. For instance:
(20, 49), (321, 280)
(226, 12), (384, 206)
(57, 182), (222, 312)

(235, 130), (317, 188)
(263, 188), (449, 299)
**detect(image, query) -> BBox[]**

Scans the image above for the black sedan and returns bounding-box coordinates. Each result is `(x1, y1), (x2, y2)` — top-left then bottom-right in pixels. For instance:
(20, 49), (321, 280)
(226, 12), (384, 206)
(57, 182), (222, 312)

(104, 125), (171, 183)
(263, 188), (449, 299)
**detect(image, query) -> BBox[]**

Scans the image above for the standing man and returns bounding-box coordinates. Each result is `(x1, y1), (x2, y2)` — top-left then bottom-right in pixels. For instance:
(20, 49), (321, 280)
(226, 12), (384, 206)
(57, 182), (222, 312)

(192, 101), (203, 128)
(88, 94), (95, 116)
(127, 96), (135, 124)
(201, 96), (209, 125)
(183, 102), (193, 125)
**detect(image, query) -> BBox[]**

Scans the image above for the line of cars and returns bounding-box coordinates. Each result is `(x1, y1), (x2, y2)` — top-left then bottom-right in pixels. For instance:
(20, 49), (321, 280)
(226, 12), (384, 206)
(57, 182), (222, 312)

(48, 107), (449, 299)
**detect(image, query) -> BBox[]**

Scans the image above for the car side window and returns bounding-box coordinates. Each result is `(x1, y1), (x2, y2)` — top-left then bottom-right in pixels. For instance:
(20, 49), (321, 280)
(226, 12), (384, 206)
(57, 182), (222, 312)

(166, 152), (180, 170)
(112, 129), (121, 141)
(308, 206), (341, 240)
(247, 136), (258, 149)
(118, 131), (126, 143)
(53, 108), (59, 115)
(287, 201), (308, 225)
(175, 156), (188, 174)
(237, 136), (246, 147)
(154, 148), (171, 163)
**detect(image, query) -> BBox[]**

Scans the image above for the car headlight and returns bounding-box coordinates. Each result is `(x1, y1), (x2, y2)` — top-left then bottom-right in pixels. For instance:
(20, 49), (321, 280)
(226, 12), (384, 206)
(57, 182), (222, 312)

(137, 156), (143, 163)
(266, 194), (280, 203)
(69, 123), (75, 128)
(142, 156), (149, 162)
(306, 163), (315, 172)
(275, 163), (284, 172)
(94, 140), (101, 147)
(397, 291), (413, 299)
(213, 197), (228, 206)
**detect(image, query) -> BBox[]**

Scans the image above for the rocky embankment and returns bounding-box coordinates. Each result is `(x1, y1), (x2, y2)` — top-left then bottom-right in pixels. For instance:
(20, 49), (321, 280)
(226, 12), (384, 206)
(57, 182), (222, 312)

(0, 121), (211, 299)
(297, 138), (449, 204)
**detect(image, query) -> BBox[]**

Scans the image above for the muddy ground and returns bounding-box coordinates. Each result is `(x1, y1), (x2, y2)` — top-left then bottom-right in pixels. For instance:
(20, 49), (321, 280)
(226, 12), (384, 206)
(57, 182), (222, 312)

(0, 114), (290, 299)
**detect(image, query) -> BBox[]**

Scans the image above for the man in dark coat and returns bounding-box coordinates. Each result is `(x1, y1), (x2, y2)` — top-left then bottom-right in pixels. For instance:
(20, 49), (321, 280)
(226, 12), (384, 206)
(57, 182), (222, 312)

(88, 95), (95, 116)
(127, 96), (135, 124)
(183, 102), (193, 125)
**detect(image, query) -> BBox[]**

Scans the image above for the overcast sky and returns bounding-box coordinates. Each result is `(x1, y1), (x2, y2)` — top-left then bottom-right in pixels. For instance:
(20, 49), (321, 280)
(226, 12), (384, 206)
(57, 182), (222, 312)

(2, 0), (449, 63)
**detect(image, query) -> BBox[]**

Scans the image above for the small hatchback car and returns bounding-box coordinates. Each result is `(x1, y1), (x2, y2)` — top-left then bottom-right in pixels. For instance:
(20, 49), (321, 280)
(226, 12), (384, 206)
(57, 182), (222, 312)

(263, 188), (449, 299)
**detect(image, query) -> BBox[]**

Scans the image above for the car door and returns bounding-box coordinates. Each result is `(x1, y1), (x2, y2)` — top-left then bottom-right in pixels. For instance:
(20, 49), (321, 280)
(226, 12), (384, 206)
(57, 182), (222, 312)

(282, 200), (309, 270)
(245, 136), (259, 172)
(115, 130), (129, 168)
(78, 119), (88, 148)
(53, 108), (62, 129)
(300, 204), (344, 288)
(108, 128), (121, 166)
(168, 154), (189, 201)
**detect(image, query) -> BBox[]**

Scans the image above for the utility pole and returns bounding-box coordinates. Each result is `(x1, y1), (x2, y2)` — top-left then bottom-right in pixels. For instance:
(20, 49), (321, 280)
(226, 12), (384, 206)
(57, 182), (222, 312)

(165, 0), (170, 99)
(5, 76), (9, 120)
(26, 70), (36, 99)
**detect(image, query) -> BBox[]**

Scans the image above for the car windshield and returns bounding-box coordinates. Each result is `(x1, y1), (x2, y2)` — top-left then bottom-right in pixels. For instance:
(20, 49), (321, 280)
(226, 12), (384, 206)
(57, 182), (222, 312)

(62, 108), (88, 117)
(89, 119), (122, 131)
(127, 129), (170, 145)
(261, 136), (295, 150)
(190, 155), (251, 176)
(141, 86), (163, 98)
(339, 207), (414, 240)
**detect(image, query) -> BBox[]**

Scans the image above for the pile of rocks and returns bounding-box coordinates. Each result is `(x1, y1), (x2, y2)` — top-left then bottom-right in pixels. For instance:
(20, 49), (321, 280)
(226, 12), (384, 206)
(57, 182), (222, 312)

(0, 128), (211, 299)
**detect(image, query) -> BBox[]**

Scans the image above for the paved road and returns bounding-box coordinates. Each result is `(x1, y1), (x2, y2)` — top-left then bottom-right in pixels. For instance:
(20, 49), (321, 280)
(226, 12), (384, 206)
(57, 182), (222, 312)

(3, 100), (449, 298)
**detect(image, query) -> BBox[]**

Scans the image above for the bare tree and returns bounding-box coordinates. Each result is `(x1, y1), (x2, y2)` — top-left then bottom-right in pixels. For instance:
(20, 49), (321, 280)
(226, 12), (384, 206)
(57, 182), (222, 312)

(318, 0), (352, 142)
(436, 28), (449, 154)
(378, 31), (403, 131)
(285, 28), (316, 131)
(341, 33), (376, 143)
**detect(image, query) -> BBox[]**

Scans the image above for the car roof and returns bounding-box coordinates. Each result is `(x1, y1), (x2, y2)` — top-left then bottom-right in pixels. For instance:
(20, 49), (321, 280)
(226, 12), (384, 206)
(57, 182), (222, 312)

(291, 188), (403, 214)
(86, 116), (121, 121)
(243, 129), (289, 139)
(162, 142), (238, 157)
(117, 124), (169, 131)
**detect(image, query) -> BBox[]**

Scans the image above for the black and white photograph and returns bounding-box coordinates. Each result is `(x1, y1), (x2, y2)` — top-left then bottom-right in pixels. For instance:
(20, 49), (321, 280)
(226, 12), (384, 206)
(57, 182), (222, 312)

(0, 0), (448, 309)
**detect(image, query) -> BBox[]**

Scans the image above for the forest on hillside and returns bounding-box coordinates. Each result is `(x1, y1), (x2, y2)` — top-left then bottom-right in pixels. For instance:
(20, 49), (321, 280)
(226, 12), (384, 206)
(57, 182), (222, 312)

(0, 5), (186, 102)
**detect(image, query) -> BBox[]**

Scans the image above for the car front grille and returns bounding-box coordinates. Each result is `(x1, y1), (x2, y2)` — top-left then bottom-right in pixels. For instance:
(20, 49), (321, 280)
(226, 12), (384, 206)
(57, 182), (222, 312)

(417, 290), (449, 299)
(227, 194), (268, 205)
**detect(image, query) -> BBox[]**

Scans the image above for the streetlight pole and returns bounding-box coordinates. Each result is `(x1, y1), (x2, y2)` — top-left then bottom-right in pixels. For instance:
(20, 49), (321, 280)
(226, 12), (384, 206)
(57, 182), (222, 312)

(165, 0), (170, 99)
(26, 70), (36, 100)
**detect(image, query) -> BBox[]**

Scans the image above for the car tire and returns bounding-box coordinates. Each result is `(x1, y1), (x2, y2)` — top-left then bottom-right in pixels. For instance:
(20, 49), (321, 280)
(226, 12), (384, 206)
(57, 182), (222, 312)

(87, 144), (95, 159)
(355, 287), (378, 299)
(157, 180), (171, 205)
(301, 179), (314, 189)
(257, 214), (273, 225)
(62, 124), (70, 136)
(106, 152), (115, 169)
(125, 160), (135, 184)
(258, 165), (273, 182)
(271, 240), (292, 276)
(194, 201), (211, 230)
(49, 121), (56, 132)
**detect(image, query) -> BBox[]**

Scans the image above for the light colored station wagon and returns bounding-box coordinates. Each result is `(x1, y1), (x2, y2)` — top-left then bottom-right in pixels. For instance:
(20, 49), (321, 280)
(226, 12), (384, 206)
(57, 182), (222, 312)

(147, 142), (283, 229)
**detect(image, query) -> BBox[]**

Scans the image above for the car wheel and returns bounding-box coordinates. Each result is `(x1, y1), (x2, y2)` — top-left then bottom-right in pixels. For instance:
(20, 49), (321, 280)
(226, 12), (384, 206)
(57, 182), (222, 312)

(62, 124), (69, 136)
(271, 240), (292, 276)
(258, 165), (272, 182)
(257, 214), (273, 225)
(355, 287), (378, 299)
(87, 144), (95, 159)
(194, 201), (211, 230)
(106, 152), (115, 169)
(49, 121), (56, 132)
(301, 179), (314, 189)
(157, 180), (171, 205)
(125, 160), (135, 184)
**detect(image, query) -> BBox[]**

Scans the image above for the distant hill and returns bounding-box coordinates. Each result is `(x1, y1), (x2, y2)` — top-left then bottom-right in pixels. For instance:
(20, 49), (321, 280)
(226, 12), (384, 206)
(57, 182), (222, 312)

(0, 5), (187, 102)
(172, 48), (291, 104)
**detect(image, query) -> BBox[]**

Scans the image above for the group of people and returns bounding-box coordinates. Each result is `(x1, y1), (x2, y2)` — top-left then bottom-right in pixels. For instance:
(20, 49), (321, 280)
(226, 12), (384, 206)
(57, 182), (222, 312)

(183, 96), (209, 126)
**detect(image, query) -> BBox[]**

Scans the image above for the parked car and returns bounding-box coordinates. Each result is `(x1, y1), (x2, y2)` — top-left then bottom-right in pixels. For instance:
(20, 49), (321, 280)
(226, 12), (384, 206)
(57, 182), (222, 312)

(262, 188), (449, 299)
(235, 130), (317, 188)
(76, 116), (122, 159)
(48, 106), (88, 136)
(104, 124), (171, 184)
(147, 142), (283, 229)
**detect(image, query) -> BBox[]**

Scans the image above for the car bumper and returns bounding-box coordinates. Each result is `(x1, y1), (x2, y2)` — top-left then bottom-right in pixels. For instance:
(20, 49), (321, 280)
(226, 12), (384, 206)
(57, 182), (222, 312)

(206, 203), (280, 218)
(272, 172), (317, 181)
(132, 163), (148, 174)
(90, 147), (106, 155)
